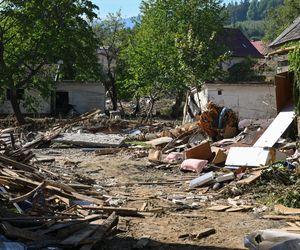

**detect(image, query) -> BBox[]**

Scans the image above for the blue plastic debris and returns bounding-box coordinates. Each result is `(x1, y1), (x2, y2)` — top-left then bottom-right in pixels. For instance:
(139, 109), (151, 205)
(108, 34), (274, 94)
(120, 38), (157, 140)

(0, 234), (26, 250)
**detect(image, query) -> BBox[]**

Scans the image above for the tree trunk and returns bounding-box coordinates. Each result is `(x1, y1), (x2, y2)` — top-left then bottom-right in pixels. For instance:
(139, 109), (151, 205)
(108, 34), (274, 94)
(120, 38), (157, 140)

(171, 91), (184, 118)
(133, 97), (140, 116)
(110, 78), (118, 111)
(10, 86), (26, 125)
(118, 99), (125, 118)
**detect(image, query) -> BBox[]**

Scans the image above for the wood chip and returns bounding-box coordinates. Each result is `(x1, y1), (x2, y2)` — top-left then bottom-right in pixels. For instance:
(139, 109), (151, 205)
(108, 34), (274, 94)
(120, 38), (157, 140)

(196, 228), (216, 239)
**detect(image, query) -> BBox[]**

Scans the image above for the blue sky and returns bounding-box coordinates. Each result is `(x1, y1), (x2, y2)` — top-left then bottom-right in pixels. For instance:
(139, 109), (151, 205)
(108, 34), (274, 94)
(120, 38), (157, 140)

(93, 0), (142, 18)
(93, 0), (231, 18)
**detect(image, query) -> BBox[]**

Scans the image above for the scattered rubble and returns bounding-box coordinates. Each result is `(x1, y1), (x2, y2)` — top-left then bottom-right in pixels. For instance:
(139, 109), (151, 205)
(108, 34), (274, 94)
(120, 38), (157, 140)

(0, 102), (298, 249)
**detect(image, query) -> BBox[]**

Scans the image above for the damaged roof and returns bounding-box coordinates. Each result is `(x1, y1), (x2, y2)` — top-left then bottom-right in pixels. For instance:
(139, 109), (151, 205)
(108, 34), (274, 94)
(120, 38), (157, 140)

(269, 15), (300, 48)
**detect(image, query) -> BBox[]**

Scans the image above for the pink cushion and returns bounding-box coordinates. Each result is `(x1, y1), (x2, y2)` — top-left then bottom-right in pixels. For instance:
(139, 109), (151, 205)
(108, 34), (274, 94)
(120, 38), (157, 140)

(180, 159), (208, 173)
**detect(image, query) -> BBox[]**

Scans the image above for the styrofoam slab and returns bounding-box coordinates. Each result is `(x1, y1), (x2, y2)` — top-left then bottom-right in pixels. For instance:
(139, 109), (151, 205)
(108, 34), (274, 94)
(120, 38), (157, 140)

(254, 110), (295, 148)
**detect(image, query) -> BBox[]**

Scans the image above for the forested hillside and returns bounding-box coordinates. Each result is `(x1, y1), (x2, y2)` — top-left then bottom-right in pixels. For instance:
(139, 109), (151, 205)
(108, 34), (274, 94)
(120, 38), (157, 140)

(225, 0), (284, 40)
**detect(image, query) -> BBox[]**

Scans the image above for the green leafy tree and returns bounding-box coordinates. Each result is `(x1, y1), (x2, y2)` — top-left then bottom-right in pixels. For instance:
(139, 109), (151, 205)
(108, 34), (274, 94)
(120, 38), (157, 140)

(226, 0), (283, 24)
(247, 0), (260, 20)
(0, 0), (99, 124)
(124, 0), (226, 121)
(226, 57), (265, 82)
(236, 20), (265, 39)
(258, 0), (283, 19)
(289, 44), (300, 113)
(94, 11), (131, 111)
(264, 0), (300, 42)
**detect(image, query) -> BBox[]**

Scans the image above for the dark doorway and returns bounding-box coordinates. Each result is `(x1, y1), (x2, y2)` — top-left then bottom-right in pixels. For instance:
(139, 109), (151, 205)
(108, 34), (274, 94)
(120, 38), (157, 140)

(55, 91), (69, 114)
(275, 72), (294, 112)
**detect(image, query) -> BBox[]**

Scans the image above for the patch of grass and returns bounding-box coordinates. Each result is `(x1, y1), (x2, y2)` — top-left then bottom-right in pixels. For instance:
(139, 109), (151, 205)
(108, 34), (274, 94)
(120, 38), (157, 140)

(126, 140), (153, 148)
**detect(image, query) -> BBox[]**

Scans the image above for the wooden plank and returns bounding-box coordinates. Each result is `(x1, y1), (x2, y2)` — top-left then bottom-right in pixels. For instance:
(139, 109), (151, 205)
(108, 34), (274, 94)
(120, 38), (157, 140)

(60, 219), (104, 246)
(274, 204), (300, 215)
(263, 215), (300, 221)
(80, 212), (118, 250)
(0, 155), (37, 172)
(1, 168), (20, 177)
(3, 176), (103, 205)
(69, 192), (104, 206)
(226, 206), (253, 212)
(185, 141), (212, 160)
(1, 215), (80, 221)
(207, 205), (232, 212)
(146, 137), (173, 147)
(46, 180), (76, 193)
(1, 222), (51, 241)
(169, 213), (206, 219)
(281, 227), (300, 232)
(81, 206), (138, 216)
(286, 222), (298, 227)
(56, 222), (90, 240)
(40, 215), (102, 235)
(237, 170), (262, 185)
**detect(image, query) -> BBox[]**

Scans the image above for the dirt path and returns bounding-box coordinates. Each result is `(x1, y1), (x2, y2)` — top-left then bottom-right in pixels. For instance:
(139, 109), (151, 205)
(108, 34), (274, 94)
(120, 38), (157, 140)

(34, 148), (284, 250)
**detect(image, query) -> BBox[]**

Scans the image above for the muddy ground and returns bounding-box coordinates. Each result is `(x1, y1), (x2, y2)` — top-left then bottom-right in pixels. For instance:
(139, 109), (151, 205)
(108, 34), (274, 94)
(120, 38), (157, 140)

(32, 148), (284, 250)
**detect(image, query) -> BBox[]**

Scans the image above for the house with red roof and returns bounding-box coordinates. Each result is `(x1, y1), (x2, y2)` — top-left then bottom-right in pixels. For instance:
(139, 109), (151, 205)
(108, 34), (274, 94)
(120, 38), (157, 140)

(251, 40), (266, 56)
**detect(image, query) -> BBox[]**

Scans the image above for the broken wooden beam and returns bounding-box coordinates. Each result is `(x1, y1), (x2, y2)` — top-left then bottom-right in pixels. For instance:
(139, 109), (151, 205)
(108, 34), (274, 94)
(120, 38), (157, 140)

(79, 212), (119, 250)
(263, 215), (300, 221)
(1, 221), (52, 241)
(0, 155), (37, 172)
(81, 206), (139, 216)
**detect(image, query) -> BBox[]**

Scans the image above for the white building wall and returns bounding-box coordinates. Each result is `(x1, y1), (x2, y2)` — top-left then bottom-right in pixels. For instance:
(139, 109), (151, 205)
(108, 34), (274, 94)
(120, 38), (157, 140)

(56, 82), (105, 113)
(197, 83), (277, 119)
(0, 82), (105, 115)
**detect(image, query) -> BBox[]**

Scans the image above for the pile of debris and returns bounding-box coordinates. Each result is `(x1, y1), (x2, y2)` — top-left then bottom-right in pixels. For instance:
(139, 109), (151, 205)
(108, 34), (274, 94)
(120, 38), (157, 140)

(0, 162), (119, 249)
(0, 111), (128, 249)
(145, 102), (299, 207)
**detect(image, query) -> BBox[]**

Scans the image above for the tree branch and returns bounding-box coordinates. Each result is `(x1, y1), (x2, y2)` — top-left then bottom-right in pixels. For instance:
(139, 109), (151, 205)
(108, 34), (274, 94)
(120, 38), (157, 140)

(17, 63), (45, 88)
